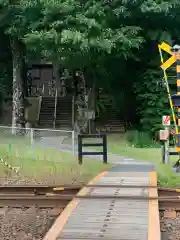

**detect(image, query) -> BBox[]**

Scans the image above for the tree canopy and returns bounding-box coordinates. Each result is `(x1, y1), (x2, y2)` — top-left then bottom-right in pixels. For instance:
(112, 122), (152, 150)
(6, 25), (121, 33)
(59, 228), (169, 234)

(0, 0), (180, 133)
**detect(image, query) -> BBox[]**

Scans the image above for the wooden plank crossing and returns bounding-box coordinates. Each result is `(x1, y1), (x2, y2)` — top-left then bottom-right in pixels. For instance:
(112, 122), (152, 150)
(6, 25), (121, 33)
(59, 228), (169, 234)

(43, 163), (161, 240)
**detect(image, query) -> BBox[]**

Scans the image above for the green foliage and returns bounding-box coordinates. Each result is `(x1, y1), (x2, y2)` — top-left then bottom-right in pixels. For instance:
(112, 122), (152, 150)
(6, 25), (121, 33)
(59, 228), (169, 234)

(96, 100), (106, 118)
(0, 0), (180, 133)
(127, 130), (161, 148)
(24, 0), (144, 68)
(0, 0), (42, 35)
(134, 68), (171, 134)
(157, 166), (180, 187)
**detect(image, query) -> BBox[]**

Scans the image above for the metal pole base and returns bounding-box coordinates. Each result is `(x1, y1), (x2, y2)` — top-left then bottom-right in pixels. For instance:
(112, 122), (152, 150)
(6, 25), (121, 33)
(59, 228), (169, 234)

(173, 158), (180, 172)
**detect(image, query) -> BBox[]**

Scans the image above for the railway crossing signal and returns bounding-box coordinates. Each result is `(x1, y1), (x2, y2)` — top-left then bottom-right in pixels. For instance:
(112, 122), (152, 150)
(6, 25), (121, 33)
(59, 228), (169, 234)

(158, 42), (176, 70)
(159, 42), (180, 159)
(162, 116), (170, 126)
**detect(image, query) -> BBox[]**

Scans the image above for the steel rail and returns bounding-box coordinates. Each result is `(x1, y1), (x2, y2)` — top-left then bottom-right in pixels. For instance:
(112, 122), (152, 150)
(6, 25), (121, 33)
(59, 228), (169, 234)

(0, 185), (80, 194)
(58, 194), (180, 200)
(0, 186), (180, 198)
(0, 184), (180, 190)
(0, 190), (179, 210)
(0, 184), (158, 189)
(0, 194), (179, 200)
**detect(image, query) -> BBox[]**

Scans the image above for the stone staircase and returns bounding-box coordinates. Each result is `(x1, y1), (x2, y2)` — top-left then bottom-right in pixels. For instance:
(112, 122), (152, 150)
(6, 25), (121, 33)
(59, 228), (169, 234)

(39, 97), (55, 127)
(55, 96), (73, 130)
(38, 91), (124, 132)
(39, 96), (73, 130)
(95, 92), (125, 133)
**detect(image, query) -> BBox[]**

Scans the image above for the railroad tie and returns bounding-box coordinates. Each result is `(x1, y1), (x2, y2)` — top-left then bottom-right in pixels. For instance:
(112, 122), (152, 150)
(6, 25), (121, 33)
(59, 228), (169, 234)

(0, 158), (20, 175)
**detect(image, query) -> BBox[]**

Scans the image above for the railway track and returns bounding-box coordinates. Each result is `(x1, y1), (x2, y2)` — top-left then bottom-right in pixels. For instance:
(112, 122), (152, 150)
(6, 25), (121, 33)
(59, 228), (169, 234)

(0, 184), (179, 210)
(158, 188), (180, 210)
(0, 185), (80, 207)
(0, 185), (80, 195)
(0, 185), (179, 240)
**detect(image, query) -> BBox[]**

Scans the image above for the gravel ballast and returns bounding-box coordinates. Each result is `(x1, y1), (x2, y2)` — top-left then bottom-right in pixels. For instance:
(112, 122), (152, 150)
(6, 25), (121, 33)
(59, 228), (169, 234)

(160, 210), (180, 240)
(0, 207), (60, 240)
(0, 177), (65, 240)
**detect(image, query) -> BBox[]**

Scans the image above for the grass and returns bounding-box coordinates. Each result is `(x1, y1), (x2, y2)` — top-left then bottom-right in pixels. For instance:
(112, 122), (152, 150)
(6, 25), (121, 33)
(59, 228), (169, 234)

(0, 131), (180, 187)
(53, 132), (180, 187)
(106, 134), (180, 187)
(0, 142), (113, 185)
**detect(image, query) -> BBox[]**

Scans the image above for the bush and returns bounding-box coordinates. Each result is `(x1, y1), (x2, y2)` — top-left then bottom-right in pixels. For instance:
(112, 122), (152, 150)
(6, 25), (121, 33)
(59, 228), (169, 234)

(126, 130), (161, 148)
(134, 69), (171, 135)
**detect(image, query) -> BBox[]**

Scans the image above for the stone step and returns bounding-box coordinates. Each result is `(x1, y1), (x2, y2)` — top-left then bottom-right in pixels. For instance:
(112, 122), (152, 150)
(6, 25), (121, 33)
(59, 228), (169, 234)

(39, 96), (73, 129)
(40, 115), (54, 118)
(56, 113), (72, 116)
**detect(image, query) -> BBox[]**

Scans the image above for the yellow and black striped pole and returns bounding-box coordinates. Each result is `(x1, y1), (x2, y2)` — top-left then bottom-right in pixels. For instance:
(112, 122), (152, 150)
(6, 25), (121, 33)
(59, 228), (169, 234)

(172, 45), (180, 152)
(177, 58), (180, 134)
(176, 55), (180, 152)
(158, 46), (178, 135)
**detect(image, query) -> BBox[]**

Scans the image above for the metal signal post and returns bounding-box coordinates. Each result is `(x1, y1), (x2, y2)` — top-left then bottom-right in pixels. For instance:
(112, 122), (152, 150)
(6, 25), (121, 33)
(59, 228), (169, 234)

(171, 45), (180, 152)
(158, 42), (180, 166)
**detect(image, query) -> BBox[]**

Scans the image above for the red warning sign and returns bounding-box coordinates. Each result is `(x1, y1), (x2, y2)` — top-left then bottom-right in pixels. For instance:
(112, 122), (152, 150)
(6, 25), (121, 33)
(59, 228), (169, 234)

(162, 116), (170, 126)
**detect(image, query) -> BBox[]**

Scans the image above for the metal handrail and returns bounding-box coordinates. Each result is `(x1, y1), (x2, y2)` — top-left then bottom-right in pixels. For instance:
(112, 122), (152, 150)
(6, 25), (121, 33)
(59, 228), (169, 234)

(42, 83), (44, 95)
(72, 95), (75, 130)
(87, 88), (93, 108)
(53, 88), (58, 128)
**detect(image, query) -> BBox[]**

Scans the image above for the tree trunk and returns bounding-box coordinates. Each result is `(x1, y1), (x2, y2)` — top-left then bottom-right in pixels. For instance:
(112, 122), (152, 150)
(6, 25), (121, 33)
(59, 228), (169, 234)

(11, 38), (25, 134)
